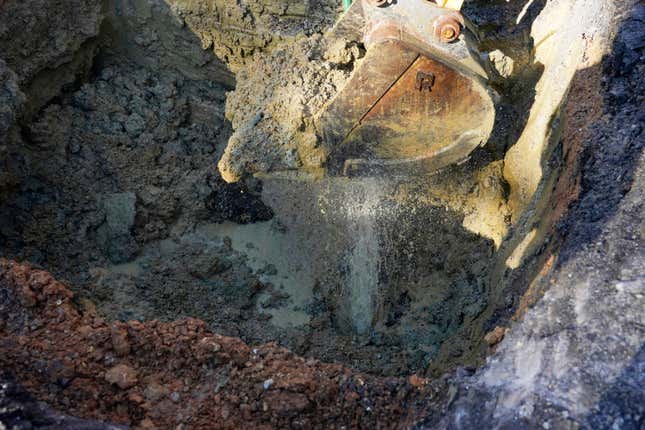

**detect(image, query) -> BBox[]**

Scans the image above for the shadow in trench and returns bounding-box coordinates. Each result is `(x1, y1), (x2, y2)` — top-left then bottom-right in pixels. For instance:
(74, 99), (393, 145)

(584, 344), (645, 430)
(455, 0), (644, 393)
(555, 7), (644, 267)
(466, 0), (548, 159)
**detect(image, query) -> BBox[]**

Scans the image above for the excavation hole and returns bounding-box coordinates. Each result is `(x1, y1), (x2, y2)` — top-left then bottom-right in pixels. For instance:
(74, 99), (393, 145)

(0, 0), (609, 378)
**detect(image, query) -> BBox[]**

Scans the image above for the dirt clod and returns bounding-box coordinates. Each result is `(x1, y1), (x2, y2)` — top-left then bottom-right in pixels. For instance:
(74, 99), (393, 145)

(105, 364), (138, 390)
(484, 326), (506, 347)
(111, 324), (132, 356)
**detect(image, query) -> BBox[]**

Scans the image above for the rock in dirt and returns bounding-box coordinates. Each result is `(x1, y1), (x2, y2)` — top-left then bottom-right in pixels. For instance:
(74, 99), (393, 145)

(409, 374), (429, 389)
(111, 324), (132, 356)
(105, 364), (138, 390)
(144, 381), (170, 402)
(484, 326), (506, 347)
(99, 192), (137, 264)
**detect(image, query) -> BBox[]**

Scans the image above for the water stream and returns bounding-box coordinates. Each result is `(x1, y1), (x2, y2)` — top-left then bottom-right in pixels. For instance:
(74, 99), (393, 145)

(344, 178), (383, 334)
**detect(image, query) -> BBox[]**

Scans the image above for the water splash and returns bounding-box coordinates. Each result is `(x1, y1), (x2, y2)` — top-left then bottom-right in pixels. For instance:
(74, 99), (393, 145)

(243, 175), (394, 335)
(344, 178), (384, 335)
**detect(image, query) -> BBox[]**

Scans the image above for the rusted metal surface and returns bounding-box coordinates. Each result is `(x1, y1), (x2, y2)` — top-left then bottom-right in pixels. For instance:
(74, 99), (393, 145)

(415, 71), (436, 91)
(362, 0), (469, 60)
(338, 54), (494, 172)
(316, 40), (419, 148)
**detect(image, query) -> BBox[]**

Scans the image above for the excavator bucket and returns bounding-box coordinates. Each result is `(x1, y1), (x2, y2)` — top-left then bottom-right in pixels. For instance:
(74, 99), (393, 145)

(316, 0), (496, 176)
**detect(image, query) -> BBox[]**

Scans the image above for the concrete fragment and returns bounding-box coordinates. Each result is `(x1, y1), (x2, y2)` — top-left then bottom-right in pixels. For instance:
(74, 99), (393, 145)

(489, 49), (514, 78)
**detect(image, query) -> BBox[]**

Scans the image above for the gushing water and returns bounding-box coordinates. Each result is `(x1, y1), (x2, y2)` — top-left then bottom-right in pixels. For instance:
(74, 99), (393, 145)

(228, 174), (394, 335)
(344, 178), (384, 335)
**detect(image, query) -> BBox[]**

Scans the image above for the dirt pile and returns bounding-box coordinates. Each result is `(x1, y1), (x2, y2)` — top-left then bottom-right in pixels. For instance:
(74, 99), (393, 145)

(0, 0), (278, 288)
(218, 34), (363, 182)
(0, 0), (103, 115)
(0, 0), (338, 200)
(0, 0), (102, 201)
(165, 0), (340, 72)
(0, 259), (443, 429)
(0, 62), (270, 270)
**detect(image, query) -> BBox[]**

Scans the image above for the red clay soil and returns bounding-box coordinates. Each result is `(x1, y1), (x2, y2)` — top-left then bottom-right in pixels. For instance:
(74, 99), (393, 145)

(0, 259), (445, 429)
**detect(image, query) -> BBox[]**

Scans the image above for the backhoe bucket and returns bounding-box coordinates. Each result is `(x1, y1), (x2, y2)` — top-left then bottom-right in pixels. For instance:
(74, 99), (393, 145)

(316, 0), (496, 176)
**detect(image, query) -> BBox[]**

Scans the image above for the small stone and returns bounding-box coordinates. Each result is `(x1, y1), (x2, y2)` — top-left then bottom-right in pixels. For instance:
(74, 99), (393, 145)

(489, 49), (514, 78)
(68, 140), (81, 154)
(344, 391), (360, 402)
(263, 378), (274, 390)
(408, 374), (427, 388)
(111, 325), (131, 356)
(140, 418), (156, 429)
(105, 364), (138, 389)
(144, 381), (169, 402)
(170, 391), (181, 402)
(124, 113), (145, 137)
(198, 337), (222, 353)
(79, 298), (98, 315)
(128, 392), (145, 404)
(484, 326), (507, 347)
(250, 279), (265, 294)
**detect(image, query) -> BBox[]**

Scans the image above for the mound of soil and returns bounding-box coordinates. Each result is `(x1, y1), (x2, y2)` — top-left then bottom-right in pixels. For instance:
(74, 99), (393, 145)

(0, 259), (443, 429)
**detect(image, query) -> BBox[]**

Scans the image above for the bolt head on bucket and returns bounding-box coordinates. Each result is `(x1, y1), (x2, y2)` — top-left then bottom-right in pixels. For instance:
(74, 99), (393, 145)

(433, 15), (463, 43)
